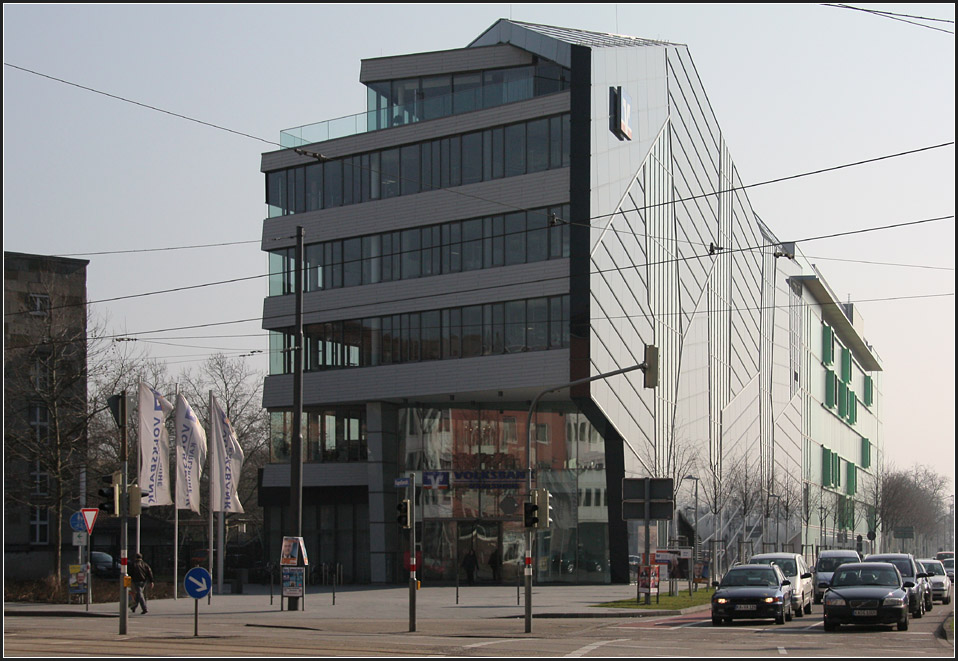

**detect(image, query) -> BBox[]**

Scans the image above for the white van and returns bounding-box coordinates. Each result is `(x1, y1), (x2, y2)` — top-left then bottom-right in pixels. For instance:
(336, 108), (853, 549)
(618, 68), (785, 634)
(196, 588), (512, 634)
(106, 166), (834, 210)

(749, 552), (814, 617)
(813, 549), (861, 603)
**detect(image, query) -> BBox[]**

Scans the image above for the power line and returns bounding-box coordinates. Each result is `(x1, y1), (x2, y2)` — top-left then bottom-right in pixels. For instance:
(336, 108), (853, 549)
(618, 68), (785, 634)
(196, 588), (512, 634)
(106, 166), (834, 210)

(804, 255), (955, 271)
(823, 4), (955, 34)
(3, 62), (283, 146)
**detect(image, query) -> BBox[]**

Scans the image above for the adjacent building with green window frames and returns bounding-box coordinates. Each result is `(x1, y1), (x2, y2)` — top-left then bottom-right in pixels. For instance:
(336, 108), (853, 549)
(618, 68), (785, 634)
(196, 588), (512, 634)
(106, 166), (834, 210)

(258, 20), (884, 585)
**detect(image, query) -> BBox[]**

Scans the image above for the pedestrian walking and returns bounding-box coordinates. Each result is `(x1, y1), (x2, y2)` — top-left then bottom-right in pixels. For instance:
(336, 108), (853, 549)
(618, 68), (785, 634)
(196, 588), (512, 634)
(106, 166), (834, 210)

(462, 549), (478, 585)
(129, 552), (154, 614)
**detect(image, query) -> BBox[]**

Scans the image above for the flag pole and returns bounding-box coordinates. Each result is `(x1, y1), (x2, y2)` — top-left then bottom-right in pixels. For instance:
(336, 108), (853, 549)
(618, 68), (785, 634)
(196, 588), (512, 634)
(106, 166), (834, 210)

(173, 383), (179, 600)
(208, 389), (214, 603)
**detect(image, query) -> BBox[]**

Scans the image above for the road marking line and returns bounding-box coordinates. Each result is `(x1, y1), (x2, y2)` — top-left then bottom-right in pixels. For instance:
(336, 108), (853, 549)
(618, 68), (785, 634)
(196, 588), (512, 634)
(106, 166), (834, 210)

(565, 639), (630, 658)
(778, 646), (787, 655)
(462, 640), (509, 649)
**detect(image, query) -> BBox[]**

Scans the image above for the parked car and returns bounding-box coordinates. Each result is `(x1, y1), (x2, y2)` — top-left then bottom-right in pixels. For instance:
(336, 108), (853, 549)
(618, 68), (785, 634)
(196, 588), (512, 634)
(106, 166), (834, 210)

(822, 562), (911, 632)
(942, 558), (955, 583)
(711, 564), (793, 626)
(813, 549), (862, 604)
(865, 553), (930, 618)
(749, 552), (813, 617)
(90, 551), (120, 579)
(918, 558), (952, 605)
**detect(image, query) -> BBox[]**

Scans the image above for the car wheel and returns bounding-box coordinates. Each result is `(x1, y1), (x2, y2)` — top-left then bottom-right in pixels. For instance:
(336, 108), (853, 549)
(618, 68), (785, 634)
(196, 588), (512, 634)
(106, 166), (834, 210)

(775, 609), (785, 625)
(813, 594), (822, 605)
(785, 608), (793, 622)
(925, 592), (933, 611)
(823, 618), (838, 632)
(795, 602), (804, 618)
(897, 613), (909, 631)
(803, 597), (812, 615)
(943, 595), (951, 605)
(712, 616), (722, 626)
(913, 596), (924, 618)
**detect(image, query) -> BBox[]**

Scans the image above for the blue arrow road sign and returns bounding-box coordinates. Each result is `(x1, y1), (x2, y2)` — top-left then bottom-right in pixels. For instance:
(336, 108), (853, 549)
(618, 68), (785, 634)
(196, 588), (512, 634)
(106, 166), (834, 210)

(69, 511), (86, 532)
(184, 567), (212, 599)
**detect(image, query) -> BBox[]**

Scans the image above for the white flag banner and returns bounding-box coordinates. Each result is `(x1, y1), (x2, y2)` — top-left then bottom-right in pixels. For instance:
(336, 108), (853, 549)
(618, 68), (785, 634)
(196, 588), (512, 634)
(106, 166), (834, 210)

(138, 382), (173, 507)
(174, 394), (207, 513)
(210, 396), (245, 513)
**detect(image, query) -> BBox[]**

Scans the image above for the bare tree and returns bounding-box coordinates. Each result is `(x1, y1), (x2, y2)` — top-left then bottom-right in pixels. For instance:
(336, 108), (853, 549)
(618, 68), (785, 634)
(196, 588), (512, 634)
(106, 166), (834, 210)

(4, 275), (104, 585)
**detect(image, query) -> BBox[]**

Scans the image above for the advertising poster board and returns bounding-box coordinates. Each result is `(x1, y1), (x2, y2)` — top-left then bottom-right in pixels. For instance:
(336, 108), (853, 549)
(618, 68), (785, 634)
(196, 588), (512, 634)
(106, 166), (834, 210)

(282, 566), (305, 597)
(638, 565), (660, 594)
(69, 564), (88, 594)
(280, 536), (309, 566)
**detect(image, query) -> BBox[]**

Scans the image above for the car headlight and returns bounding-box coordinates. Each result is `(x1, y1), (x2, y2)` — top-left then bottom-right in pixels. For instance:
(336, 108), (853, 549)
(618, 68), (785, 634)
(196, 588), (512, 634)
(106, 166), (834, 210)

(715, 597), (728, 604)
(763, 596), (783, 604)
(824, 594), (846, 606)
(883, 597), (906, 606)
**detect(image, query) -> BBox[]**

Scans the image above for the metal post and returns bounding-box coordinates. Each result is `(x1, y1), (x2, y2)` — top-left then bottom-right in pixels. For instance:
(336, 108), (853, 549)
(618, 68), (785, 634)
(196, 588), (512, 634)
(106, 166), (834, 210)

(693, 479), (699, 591)
(288, 226), (305, 611)
(407, 473), (417, 631)
(118, 391), (129, 635)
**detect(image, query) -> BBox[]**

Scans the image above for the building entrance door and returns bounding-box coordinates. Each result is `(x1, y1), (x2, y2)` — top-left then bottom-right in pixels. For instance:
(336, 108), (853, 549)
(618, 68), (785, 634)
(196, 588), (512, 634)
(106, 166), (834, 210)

(457, 520), (502, 584)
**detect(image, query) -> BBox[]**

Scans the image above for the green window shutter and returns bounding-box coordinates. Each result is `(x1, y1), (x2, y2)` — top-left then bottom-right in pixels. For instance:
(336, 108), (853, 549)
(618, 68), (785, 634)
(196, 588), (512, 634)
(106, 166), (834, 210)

(841, 348), (852, 383)
(822, 447), (832, 487)
(834, 454), (841, 488)
(861, 438), (871, 469)
(822, 324), (834, 365)
(863, 375), (873, 407)
(848, 391), (857, 424)
(846, 463), (856, 496)
(838, 381), (848, 417)
(825, 370), (836, 408)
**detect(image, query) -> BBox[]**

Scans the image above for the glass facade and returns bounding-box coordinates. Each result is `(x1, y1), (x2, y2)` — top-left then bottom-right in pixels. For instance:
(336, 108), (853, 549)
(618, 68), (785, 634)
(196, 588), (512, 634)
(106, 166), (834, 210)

(268, 204), (570, 297)
(400, 406), (611, 584)
(267, 114), (570, 218)
(270, 294), (569, 375)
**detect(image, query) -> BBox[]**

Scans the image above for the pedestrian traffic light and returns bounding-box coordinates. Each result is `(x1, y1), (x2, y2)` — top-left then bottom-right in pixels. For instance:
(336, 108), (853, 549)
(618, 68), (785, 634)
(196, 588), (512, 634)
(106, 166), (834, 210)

(523, 491), (539, 528)
(98, 471), (121, 516)
(537, 488), (554, 529)
(397, 499), (411, 528)
(643, 345), (659, 389)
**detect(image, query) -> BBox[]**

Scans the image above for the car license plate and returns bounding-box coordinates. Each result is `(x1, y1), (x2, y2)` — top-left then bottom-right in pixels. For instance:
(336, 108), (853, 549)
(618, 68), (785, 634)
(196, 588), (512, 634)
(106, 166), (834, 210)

(735, 604), (757, 611)
(852, 609), (877, 617)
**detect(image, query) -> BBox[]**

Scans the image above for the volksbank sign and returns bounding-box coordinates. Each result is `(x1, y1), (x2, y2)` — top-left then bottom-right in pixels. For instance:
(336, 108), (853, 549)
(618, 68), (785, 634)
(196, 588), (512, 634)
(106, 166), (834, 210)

(422, 470), (533, 490)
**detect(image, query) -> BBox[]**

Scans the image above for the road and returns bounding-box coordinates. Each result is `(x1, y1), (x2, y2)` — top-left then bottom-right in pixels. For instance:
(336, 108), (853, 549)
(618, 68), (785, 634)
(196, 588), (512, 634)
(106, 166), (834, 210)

(3, 585), (953, 657)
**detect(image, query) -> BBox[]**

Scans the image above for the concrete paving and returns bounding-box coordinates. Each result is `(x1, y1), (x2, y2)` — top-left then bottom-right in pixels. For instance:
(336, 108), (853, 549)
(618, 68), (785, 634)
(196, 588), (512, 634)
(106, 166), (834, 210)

(4, 580), (705, 622)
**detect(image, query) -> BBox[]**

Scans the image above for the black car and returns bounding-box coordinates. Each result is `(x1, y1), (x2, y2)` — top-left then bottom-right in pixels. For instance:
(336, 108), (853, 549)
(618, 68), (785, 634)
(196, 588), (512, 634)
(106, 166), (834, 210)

(822, 562), (911, 631)
(711, 564), (793, 626)
(864, 553), (930, 618)
(90, 551), (120, 579)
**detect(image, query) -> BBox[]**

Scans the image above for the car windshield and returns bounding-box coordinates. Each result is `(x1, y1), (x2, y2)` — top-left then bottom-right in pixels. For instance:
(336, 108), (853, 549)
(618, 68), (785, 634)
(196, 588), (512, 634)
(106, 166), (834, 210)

(832, 567), (899, 587)
(921, 562), (945, 576)
(817, 557), (855, 572)
(885, 560), (914, 577)
(943, 559), (954, 570)
(721, 568), (779, 587)
(753, 558), (797, 575)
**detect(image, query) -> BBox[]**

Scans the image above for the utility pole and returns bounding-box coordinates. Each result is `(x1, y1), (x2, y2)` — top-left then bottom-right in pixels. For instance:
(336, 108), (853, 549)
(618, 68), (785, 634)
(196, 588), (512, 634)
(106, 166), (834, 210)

(288, 226), (305, 611)
(107, 392), (130, 635)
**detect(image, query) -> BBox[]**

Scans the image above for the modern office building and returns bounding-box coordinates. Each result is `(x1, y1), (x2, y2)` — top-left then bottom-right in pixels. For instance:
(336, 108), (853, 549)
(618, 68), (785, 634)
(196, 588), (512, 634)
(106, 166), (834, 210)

(4, 251), (90, 580)
(258, 20), (883, 584)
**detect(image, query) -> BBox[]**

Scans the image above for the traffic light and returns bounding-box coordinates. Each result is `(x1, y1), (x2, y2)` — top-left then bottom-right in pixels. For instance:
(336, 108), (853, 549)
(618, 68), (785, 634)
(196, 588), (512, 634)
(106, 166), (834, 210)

(523, 491), (539, 529)
(397, 499), (411, 528)
(98, 471), (121, 516)
(643, 345), (659, 389)
(128, 486), (141, 517)
(537, 488), (554, 529)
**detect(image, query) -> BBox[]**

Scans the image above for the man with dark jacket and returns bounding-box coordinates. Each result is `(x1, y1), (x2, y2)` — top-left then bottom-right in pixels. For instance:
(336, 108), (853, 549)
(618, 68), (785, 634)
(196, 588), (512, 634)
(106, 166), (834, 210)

(129, 552), (154, 614)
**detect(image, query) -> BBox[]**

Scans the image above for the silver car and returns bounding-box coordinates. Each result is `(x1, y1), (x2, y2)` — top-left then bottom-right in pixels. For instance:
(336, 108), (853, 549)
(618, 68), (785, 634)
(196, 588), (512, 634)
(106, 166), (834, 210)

(919, 559), (952, 605)
(749, 552), (814, 617)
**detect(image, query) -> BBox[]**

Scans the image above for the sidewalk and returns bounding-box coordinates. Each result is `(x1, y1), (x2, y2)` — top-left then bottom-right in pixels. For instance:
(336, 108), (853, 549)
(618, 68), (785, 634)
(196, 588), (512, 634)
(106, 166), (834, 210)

(5, 581), (709, 622)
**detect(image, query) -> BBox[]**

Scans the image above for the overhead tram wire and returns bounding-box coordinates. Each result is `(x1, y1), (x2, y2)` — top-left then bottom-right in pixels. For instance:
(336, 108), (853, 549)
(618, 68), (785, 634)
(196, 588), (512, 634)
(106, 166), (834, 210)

(5, 60), (953, 247)
(4, 212), (953, 337)
(822, 4), (956, 34)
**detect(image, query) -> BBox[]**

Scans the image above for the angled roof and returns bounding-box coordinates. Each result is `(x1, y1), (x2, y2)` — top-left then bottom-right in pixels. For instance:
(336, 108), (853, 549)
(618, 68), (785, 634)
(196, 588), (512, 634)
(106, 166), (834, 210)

(469, 19), (680, 67)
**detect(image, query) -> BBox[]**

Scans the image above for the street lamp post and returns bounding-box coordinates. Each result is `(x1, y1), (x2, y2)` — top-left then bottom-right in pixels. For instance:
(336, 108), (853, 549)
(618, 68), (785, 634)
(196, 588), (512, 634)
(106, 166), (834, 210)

(683, 475), (699, 592)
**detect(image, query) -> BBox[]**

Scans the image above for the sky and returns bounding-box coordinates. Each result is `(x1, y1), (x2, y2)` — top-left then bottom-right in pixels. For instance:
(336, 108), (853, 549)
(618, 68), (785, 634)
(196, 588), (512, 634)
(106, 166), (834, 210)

(3, 4), (955, 485)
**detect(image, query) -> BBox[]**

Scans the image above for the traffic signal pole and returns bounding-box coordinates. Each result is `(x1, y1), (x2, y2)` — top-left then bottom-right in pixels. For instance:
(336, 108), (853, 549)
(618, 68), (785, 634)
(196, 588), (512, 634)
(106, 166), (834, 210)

(118, 392), (129, 635)
(523, 357), (657, 633)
